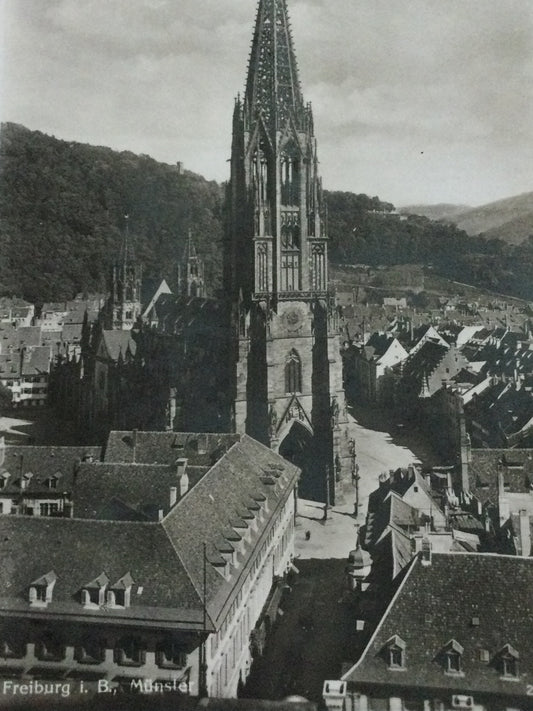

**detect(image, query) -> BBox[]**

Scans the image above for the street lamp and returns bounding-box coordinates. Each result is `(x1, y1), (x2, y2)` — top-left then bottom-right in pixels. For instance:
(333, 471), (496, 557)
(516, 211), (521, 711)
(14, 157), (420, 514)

(349, 438), (360, 515)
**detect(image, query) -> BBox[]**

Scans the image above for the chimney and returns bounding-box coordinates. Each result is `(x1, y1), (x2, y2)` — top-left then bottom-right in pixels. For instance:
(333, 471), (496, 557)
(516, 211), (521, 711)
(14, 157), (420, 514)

(158, 508), (164, 522)
(519, 509), (531, 557)
(169, 486), (178, 508)
(378, 471), (391, 491)
(176, 458), (189, 497)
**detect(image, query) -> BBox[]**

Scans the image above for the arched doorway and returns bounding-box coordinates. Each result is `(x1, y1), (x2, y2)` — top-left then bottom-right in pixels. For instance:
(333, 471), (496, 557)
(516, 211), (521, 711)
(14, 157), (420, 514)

(278, 420), (322, 501)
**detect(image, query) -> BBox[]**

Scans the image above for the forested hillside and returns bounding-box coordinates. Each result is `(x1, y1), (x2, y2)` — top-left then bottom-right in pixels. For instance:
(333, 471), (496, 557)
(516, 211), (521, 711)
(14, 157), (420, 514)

(1, 123), (533, 304)
(0, 123), (224, 303)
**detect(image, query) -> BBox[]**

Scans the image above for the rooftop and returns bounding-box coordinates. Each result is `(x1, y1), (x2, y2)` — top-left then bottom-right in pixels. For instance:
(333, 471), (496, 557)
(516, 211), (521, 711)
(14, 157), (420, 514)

(343, 552), (533, 698)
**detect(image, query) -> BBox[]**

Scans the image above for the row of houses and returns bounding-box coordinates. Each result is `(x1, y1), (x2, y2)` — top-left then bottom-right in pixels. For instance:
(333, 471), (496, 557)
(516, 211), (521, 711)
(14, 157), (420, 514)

(0, 296), (104, 409)
(324, 438), (533, 711)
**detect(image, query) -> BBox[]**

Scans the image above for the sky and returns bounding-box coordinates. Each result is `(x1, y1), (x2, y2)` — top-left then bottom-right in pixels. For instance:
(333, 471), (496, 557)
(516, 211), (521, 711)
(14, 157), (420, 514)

(1, 0), (532, 207)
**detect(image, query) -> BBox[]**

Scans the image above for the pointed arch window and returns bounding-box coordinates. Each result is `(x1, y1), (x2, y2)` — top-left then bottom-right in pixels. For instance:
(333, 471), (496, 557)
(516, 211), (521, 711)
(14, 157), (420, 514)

(311, 244), (326, 292)
(285, 350), (302, 394)
(256, 243), (268, 292)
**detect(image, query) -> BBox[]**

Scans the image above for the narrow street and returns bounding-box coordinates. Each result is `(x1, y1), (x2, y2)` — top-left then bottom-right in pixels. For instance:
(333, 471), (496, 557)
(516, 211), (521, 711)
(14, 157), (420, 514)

(295, 402), (439, 560)
(244, 401), (439, 702)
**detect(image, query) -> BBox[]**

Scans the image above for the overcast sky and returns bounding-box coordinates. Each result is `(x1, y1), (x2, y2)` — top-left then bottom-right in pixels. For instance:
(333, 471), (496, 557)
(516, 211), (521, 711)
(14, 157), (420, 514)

(1, 0), (532, 207)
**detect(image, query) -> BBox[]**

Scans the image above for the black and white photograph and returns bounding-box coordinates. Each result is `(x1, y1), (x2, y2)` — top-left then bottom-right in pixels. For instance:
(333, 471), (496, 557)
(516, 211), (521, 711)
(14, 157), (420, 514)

(1, 1), (533, 709)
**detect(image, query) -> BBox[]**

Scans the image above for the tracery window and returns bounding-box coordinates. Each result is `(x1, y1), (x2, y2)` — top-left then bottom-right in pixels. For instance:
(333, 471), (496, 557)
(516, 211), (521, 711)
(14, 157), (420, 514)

(281, 253), (299, 291)
(256, 243), (268, 292)
(285, 350), (302, 393)
(311, 244), (326, 291)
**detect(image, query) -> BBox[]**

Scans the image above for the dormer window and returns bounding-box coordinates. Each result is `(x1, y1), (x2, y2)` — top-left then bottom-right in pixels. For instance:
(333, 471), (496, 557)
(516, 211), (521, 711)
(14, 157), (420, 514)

(29, 571), (57, 607)
(440, 639), (464, 676)
(20, 473), (33, 491)
(498, 644), (519, 679)
(0, 473), (8, 489)
(106, 572), (134, 608)
(82, 573), (109, 608)
(383, 635), (406, 670)
(47, 475), (60, 490)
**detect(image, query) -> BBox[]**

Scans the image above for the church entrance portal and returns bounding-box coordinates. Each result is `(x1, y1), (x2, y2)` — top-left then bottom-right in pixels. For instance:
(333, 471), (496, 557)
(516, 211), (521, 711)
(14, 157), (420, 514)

(278, 420), (323, 501)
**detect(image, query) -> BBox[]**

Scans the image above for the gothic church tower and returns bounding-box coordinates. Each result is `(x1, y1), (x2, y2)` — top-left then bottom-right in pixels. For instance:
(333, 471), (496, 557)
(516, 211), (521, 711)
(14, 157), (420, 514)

(108, 216), (142, 331)
(226, 0), (348, 502)
(178, 230), (206, 298)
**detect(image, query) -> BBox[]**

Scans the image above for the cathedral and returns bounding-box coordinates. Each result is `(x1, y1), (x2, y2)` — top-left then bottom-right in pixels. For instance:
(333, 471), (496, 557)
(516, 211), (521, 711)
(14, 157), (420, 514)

(225, 0), (349, 502)
(51, 0), (350, 503)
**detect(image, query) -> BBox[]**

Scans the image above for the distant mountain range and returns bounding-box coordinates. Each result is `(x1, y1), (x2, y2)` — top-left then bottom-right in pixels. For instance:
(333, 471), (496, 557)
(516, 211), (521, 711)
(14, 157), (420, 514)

(401, 192), (533, 245)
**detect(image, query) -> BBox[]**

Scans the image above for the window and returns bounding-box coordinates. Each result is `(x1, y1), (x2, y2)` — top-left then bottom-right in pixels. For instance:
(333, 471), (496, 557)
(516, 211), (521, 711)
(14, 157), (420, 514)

(29, 571), (56, 606)
(114, 637), (145, 667)
(285, 350), (302, 394)
(35, 631), (65, 662)
(383, 635), (406, 670)
(446, 651), (462, 674)
(0, 638), (25, 659)
(280, 253), (299, 291)
(440, 639), (464, 675)
(256, 243), (268, 292)
(499, 644), (519, 679)
(0, 476), (7, 489)
(156, 637), (187, 670)
(82, 573), (109, 607)
(389, 646), (404, 668)
(311, 244), (326, 291)
(75, 637), (106, 664)
(107, 572), (134, 608)
(40, 503), (59, 517)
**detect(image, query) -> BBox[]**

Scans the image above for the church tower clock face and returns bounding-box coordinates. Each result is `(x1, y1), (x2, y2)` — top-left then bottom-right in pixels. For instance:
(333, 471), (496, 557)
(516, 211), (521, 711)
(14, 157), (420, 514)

(227, 0), (348, 504)
(284, 307), (304, 334)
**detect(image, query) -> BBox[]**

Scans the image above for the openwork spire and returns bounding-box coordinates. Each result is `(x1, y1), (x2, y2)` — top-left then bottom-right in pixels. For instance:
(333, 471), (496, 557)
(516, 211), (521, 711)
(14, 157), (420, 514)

(118, 214), (135, 266)
(245, 0), (305, 132)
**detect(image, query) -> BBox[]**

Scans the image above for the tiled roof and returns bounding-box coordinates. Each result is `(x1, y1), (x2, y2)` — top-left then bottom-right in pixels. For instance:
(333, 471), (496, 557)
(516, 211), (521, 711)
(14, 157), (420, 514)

(402, 341), (448, 381)
(154, 295), (227, 339)
(468, 448), (533, 505)
(104, 431), (241, 466)
(100, 330), (137, 362)
(365, 333), (395, 360)
(0, 516), (204, 625)
(465, 384), (533, 446)
(72, 461), (209, 520)
(0, 435), (299, 631)
(163, 435), (300, 623)
(0, 445), (101, 495)
(363, 493), (419, 550)
(343, 552), (533, 698)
